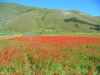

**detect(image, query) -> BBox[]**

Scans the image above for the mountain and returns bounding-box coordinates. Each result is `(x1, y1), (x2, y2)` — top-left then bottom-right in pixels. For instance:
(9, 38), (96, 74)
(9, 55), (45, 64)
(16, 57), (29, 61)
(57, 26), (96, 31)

(0, 2), (100, 33)
(95, 16), (100, 19)
(0, 2), (35, 25)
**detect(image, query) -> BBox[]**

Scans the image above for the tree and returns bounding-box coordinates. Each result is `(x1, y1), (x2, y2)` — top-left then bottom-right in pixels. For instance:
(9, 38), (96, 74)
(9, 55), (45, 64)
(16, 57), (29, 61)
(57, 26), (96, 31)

(96, 25), (100, 31)
(74, 24), (79, 28)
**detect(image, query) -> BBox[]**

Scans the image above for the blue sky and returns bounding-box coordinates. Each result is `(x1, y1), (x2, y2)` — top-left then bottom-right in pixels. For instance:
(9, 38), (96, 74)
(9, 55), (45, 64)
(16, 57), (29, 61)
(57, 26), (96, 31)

(0, 0), (100, 16)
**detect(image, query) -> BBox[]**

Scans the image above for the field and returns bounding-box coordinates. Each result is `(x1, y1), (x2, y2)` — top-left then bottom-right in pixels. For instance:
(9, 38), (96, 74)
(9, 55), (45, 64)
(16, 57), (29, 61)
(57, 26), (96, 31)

(0, 31), (23, 40)
(0, 36), (100, 75)
(1, 2), (100, 75)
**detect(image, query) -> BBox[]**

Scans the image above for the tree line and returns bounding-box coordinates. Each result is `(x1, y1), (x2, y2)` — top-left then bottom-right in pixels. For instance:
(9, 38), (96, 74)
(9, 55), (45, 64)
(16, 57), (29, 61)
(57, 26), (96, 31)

(63, 17), (100, 31)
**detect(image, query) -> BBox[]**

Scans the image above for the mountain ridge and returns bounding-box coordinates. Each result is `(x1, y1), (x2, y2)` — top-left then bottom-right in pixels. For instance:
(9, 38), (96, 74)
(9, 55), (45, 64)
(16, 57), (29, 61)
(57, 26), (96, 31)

(0, 2), (100, 33)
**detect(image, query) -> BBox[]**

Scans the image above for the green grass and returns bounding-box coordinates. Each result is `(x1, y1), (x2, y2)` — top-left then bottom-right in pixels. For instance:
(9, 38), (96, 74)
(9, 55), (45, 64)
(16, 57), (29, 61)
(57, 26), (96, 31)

(0, 30), (22, 40)
(0, 2), (35, 26)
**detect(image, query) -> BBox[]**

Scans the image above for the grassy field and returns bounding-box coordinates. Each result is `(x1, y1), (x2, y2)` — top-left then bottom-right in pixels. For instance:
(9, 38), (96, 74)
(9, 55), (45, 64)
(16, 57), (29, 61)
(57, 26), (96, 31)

(0, 31), (23, 40)
(22, 31), (100, 38)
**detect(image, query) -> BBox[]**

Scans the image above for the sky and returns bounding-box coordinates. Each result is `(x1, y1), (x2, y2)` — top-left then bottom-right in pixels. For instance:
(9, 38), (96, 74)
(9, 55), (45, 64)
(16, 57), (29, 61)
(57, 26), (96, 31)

(0, 0), (100, 16)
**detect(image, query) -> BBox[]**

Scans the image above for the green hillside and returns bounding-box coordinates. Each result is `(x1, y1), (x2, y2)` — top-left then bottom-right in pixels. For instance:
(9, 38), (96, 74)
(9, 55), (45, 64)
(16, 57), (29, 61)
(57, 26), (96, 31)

(0, 2), (35, 26)
(1, 2), (100, 34)
(95, 16), (100, 19)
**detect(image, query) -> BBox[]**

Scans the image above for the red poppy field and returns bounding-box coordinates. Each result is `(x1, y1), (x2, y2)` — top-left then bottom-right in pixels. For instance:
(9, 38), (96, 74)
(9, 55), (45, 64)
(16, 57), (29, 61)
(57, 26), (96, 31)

(0, 36), (100, 75)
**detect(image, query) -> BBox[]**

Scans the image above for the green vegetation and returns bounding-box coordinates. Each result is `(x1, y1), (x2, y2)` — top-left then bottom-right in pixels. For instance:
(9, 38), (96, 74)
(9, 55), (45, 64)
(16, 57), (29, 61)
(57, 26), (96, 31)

(63, 17), (100, 31)
(0, 2), (100, 34)
(0, 2), (35, 26)
(0, 30), (22, 40)
(95, 16), (100, 19)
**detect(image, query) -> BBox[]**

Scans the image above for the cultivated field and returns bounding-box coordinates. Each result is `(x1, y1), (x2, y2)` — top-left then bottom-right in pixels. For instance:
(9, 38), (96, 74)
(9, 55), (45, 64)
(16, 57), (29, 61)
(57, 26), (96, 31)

(0, 36), (100, 75)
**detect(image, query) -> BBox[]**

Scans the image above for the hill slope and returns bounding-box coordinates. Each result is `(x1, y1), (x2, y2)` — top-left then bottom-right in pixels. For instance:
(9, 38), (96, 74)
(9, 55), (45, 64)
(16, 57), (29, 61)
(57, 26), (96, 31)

(95, 16), (100, 19)
(0, 2), (35, 26)
(1, 2), (100, 33)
